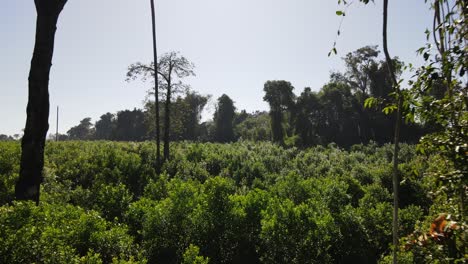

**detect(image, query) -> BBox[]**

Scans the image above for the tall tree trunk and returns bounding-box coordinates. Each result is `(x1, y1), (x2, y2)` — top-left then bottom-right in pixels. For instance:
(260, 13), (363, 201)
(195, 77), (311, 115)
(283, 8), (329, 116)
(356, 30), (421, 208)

(15, 0), (67, 205)
(383, 0), (401, 263)
(164, 84), (171, 161)
(270, 110), (284, 145)
(391, 97), (402, 264)
(150, 0), (161, 172)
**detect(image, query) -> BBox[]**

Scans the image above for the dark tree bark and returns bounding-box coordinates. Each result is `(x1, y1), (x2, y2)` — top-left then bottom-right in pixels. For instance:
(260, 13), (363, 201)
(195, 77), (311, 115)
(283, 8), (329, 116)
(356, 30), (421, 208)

(15, 0), (67, 204)
(163, 78), (171, 161)
(270, 110), (284, 145)
(150, 0), (161, 171)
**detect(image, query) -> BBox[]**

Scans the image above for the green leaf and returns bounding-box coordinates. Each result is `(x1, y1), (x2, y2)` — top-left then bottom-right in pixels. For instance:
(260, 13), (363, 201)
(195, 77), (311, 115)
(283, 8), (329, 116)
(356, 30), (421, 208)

(382, 105), (397, 115)
(424, 29), (430, 40)
(364, 97), (377, 108)
(336, 11), (345, 16)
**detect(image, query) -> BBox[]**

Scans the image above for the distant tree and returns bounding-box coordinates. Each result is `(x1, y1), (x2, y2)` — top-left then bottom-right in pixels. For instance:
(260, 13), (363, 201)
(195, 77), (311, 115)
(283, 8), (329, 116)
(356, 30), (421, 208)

(368, 60), (396, 99)
(234, 111), (271, 141)
(263, 81), (295, 145)
(15, 0), (68, 204)
(144, 91), (209, 142)
(115, 109), (146, 141)
(342, 45), (380, 99)
(213, 94), (236, 143)
(67, 118), (95, 140)
(95, 113), (116, 140)
(182, 91), (210, 141)
(47, 133), (68, 141)
(127, 52), (195, 160)
(157, 52), (194, 160)
(330, 45), (412, 144)
(294, 88), (322, 147)
(331, 46), (381, 143)
(233, 110), (249, 127)
(319, 82), (361, 146)
(198, 120), (216, 142)
(0, 135), (14, 141)
(167, 97), (188, 141)
(58, 134), (68, 141)
(142, 101), (161, 139)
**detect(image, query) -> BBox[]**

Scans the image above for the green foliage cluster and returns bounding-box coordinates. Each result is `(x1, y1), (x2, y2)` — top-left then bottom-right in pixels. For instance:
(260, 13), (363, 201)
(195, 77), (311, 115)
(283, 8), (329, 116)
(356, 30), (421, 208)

(213, 94), (236, 143)
(350, 1), (467, 261)
(0, 141), (442, 263)
(0, 201), (143, 263)
(61, 90), (210, 143)
(262, 46), (425, 148)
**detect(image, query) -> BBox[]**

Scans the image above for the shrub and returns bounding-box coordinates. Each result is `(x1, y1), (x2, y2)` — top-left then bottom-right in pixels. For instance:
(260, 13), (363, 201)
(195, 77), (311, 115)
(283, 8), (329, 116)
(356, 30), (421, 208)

(0, 201), (143, 264)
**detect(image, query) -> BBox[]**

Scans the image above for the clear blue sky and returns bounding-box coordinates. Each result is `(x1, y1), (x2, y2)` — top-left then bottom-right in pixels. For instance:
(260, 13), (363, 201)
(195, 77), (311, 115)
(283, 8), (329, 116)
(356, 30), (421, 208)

(0, 0), (432, 135)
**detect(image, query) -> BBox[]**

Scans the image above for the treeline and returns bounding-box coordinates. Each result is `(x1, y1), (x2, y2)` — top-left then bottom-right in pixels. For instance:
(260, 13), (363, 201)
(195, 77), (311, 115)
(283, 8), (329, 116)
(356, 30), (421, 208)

(60, 90), (210, 142)
(260, 46), (427, 147)
(54, 93), (271, 144)
(49, 46), (428, 147)
(0, 134), (20, 141)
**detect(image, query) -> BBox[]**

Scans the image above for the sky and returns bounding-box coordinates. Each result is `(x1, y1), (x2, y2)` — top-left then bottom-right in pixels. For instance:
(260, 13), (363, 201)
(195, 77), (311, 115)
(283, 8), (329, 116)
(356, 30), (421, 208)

(0, 0), (433, 136)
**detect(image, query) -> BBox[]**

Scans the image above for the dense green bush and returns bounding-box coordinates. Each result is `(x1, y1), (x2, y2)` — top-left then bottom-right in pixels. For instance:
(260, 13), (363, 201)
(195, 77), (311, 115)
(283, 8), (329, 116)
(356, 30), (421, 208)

(0, 201), (144, 264)
(0, 142), (20, 204)
(0, 141), (436, 263)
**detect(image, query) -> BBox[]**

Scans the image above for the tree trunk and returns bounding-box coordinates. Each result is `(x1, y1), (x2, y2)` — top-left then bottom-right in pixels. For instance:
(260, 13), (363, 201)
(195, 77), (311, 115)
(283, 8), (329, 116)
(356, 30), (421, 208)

(150, 0), (161, 172)
(15, 0), (67, 204)
(164, 84), (171, 161)
(383, 0), (401, 263)
(270, 110), (284, 145)
(391, 97), (402, 264)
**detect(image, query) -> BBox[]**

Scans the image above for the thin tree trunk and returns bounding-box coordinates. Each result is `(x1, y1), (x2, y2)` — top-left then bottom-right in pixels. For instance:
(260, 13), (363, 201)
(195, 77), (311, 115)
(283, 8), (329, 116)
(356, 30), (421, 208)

(15, 0), (67, 205)
(163, 84), (171, 161)
(150, 0), (161, 172)
(391, 97), (402, 264)
(55, 106), (59, 142)
(271, 110), (284, 145)
(383, 0), (401, 263)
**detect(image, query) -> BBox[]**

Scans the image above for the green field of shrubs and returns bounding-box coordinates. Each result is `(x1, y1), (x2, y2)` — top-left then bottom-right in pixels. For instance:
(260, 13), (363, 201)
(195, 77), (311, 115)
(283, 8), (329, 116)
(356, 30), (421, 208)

(0, 141), (456, 263)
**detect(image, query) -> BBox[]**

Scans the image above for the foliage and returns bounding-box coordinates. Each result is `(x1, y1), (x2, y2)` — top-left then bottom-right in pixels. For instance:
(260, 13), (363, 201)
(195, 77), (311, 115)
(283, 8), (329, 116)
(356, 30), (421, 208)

(263, 80), (295, 145)
(182, 245), (209, 264)
(0, 141), (437, 263)
(95, 113), (117, 140)
(0, 201), (144, 264)
(115, 109), (147, 142)
(234, 111), (271, 142)
(214, 94), (236, 143)
(336, 1), (467, 262)
(68, 118), (95, 140)
(259, 46), (423, 148)
(127, 51), (196, 160)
